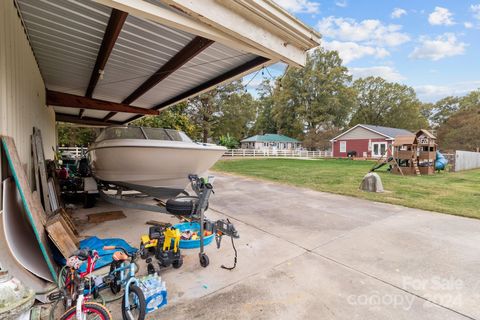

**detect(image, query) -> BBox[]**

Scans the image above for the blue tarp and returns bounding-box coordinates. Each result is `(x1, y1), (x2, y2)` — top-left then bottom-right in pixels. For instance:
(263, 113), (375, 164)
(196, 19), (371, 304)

(435, 151), (448, 170)
(53, 236), (137, 273)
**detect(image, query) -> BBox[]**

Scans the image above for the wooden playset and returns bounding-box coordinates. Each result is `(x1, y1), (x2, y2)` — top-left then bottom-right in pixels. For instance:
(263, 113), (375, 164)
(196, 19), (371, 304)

(371, 129), (438, 176)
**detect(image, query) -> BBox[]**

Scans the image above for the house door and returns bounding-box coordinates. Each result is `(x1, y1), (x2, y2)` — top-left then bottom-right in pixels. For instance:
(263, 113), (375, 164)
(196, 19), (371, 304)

(372, 142), (387, 158)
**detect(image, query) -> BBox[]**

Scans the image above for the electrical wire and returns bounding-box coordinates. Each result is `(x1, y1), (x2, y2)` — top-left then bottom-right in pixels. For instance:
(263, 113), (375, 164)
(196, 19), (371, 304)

(221, 236), (237, 270)
(243, 67), (262, 91)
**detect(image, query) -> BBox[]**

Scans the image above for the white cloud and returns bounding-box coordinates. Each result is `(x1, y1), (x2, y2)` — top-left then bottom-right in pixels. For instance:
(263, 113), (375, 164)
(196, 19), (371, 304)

(415, 81), (480, 102)
(318, 16), (410, 47)
(391, 8), (407, 19)
(349, 66), (406, 82)
(409, 33), (466, 61)
(323, 41), (389, 64)
(428, 7), (455, 26)
(464, 22), (474, 29)
(275, 0), (320, 14)
(471, 4), (480, 20)
(335, 0), (347, 8)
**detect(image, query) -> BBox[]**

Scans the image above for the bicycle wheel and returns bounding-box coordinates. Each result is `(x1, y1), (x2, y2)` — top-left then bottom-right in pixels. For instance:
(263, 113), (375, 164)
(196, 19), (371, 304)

(122, 285), (146, 320)
(60, 302), (112, 320)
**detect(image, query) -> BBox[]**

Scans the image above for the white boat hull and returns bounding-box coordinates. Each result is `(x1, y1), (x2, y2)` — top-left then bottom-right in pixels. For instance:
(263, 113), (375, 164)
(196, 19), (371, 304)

(88, 139), (226, 191)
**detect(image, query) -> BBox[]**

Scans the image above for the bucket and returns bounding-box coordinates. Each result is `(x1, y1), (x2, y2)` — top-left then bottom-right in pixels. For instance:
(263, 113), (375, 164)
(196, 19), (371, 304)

(174, 222), (214, 249)
(0, 270), (35, 320)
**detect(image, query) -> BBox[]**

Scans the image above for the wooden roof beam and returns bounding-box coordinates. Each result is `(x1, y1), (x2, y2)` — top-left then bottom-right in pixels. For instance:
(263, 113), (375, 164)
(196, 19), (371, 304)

(80, 8), (128, 117)
(102, 36), (214, 121)
(47, 91), (159, 115)
(56, 113), (122, 126)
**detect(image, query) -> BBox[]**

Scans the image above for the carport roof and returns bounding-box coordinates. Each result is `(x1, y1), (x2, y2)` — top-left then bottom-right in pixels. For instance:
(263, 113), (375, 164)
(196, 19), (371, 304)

(14, 0), (320, 126)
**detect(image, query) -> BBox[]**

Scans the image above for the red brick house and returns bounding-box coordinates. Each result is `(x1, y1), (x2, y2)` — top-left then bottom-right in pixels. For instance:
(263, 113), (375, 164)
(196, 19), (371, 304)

(330, 124), (413, 158)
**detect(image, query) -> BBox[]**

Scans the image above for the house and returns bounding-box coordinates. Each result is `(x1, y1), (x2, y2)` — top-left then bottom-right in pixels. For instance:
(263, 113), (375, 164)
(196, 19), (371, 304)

(241, 134), (302, 150)
(330, 124), (414, 158)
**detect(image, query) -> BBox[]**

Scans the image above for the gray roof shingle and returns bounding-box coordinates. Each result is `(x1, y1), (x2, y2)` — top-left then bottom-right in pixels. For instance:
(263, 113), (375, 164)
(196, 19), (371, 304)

(361, 124), (413, 138)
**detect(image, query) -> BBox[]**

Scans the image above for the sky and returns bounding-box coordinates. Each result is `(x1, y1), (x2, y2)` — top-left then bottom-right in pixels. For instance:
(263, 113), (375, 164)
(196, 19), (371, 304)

(243, 0), (480, 103)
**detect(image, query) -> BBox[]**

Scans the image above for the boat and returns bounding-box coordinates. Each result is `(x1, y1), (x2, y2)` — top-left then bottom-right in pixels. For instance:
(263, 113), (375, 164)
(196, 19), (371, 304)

(87, 126), (226, 196)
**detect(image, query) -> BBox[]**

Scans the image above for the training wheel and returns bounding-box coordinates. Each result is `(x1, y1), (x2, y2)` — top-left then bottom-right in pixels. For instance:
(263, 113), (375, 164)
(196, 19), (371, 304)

(199, 254), (209, 268)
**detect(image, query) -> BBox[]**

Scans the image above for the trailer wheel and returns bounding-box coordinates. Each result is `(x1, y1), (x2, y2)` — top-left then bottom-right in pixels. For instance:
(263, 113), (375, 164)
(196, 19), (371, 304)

(166, 196), (208, 215)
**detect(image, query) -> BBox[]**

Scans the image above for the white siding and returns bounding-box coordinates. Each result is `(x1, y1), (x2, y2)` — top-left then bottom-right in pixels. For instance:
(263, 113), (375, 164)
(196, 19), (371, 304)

(339, 126), (385, 140)
(0, 0), (55, 183)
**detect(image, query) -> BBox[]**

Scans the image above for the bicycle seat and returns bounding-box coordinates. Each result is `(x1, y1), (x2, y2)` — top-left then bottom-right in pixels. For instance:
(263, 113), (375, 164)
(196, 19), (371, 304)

(113, 251), (128, 261)
(74, 249), (91, 261)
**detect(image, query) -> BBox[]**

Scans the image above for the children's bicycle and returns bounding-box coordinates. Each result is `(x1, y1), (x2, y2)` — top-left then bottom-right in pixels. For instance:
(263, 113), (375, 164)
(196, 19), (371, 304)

(101, 246), (146, 320)
(49, 249), (112, 320)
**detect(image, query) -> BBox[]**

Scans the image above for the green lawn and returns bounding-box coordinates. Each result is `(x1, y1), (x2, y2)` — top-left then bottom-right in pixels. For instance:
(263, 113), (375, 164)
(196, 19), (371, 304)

(213, 158), (480, 219)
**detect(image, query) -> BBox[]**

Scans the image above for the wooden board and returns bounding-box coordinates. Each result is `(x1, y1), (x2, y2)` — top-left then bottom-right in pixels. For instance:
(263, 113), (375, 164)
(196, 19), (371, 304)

(46, 215), (78, 259)
(87, 210), (126, 223)
(54, 213), (79, 246)
(1, 136), (57, 281)
(56, 208), (79, 236)
(146, 220), (172, 227)
(32, 128), (52, 216)
(31, 135), (40, 195)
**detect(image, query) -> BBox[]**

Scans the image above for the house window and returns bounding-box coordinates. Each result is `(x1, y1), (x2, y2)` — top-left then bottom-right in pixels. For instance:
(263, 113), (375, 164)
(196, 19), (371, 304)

(340, 141), (347, 153)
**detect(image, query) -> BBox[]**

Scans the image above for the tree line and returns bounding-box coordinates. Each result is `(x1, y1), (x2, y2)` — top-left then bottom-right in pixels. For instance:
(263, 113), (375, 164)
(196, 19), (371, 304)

(58, 48), (479, 151)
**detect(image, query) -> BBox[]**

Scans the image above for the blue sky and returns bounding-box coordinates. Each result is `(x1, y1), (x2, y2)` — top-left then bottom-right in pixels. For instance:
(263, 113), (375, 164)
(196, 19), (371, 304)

(243, 0), (480, 102)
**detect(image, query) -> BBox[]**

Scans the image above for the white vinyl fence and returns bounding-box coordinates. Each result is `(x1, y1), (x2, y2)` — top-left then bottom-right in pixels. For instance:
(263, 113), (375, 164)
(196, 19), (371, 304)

(58, 146), (88, 159)
(223, 149), (332, 158)
(454, 150), (480, 172)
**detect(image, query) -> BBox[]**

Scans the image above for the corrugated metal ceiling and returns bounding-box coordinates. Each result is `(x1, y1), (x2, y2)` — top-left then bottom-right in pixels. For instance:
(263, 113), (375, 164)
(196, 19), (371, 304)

(16, 0), (260, 123)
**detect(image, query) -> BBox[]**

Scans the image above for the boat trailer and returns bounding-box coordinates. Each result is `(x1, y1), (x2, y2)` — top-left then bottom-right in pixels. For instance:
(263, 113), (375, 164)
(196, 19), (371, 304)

(98, 175), (239, 268)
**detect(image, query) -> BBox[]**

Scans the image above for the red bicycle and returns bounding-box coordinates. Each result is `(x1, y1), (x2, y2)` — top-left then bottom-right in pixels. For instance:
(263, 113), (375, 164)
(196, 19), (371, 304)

(49, 249), (112, 320)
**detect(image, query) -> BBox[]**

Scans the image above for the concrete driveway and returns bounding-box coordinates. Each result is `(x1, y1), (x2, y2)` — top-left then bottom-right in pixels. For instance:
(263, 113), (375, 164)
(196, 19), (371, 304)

(71, 172), (480, 319)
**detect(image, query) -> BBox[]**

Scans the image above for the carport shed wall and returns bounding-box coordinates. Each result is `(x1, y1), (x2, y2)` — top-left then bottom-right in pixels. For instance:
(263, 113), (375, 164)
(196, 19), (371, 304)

(0, 0), (56, 183)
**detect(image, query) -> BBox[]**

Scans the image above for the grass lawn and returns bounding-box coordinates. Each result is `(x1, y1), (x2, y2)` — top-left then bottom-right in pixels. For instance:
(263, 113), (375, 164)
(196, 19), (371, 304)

(213, 158), (480, 219)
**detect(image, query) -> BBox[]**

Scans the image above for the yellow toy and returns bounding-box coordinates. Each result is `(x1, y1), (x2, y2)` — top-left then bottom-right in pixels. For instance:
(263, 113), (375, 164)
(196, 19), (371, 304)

(163, 227), (181, 252)
(139, 226), (183, 271)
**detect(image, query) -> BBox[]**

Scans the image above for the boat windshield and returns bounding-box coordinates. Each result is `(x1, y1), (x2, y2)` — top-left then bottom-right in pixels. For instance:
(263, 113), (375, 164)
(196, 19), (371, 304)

(96, 126), (193, 142)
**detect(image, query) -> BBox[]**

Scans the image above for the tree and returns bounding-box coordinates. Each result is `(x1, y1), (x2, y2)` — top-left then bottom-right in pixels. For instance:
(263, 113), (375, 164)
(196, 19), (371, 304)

(437, 109), (480, 151)
(186, 81), (253, 143)
(218, 134), (239, 149)
(429, 96), (460, 127)
(131, 103), (197, 137)
(57, 123), (99, 146)
(436, 89), (480, 150)
(350, 77), (428, 130)
(252, 79), (278, 134)
(275, 48), (355, 136)
(212, 83), (256, 141)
